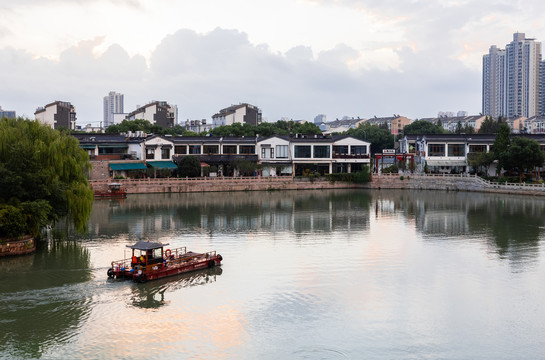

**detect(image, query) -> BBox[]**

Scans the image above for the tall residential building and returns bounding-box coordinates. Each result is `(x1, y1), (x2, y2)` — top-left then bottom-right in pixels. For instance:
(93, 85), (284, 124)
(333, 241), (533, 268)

(483, 33), (541, 118)
(103, 91), (124, 128)
(483, 45), (506, 118)
(505, 33), (541, 118)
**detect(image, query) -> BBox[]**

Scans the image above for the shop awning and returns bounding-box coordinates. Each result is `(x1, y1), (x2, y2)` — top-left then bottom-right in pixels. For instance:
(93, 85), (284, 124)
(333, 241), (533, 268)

(79, 145), (96, 149)
(99, 144), (128, 148)
(109, 162), (148, 170)
(146, 161), (178, 169)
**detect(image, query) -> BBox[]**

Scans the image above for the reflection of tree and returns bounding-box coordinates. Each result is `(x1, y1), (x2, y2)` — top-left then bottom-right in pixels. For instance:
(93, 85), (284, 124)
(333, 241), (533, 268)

(380, 189), (544, 265)
(85, 190), (372, 237)
(130, 267), (223, 309)
(0, 240), (92, 359)
(466, 197), (543, 261)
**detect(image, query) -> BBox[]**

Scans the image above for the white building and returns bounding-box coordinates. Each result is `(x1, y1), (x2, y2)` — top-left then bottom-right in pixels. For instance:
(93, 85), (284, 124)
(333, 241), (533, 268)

(34, 101), (76, 130)
(103, 91), (124, 128)
(211, 103), (261, 128)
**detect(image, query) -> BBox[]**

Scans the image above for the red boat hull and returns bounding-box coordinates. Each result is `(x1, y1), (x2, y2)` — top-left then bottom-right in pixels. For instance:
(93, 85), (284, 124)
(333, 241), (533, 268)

(109, 253), (222, 282)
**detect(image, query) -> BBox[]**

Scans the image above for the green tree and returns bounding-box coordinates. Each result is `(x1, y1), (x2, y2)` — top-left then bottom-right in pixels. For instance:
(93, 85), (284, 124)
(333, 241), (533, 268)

(493, 122), (511, 175)
(468, 152), (495, 176)
(500, 137), (545, 182)
(178, 156), (201, 177)
(402, 120), (446, 135)
(0, 118), (93, 238)
(347, 123), (394, 155)
(478, 116), (499, 134)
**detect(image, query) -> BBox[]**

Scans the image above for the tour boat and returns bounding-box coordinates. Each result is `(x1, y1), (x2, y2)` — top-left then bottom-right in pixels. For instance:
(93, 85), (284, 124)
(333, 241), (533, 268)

(107, 240), (223, 283)
(93, 183), (127, 198)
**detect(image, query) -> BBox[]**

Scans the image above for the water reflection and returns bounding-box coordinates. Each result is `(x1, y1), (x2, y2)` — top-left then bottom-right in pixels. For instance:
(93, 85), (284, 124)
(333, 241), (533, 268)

(87, 190), (373, 238)
(374, 190), (545, 266)
(0, 240), (92, 359)
(129, 267), (223, 309)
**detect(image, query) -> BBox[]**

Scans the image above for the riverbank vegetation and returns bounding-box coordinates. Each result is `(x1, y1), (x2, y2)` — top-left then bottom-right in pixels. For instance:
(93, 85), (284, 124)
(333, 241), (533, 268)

(0, 118), (93, 240)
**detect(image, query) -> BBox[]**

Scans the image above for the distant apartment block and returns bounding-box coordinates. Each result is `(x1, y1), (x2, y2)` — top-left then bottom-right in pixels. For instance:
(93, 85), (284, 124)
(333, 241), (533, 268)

(323, 118), (365, 134)
(366, 115), (412, 136)
(103, 91), (124, 128)
(126, 101), (176, 128)
(184, 119), (213, 134)
(0, 106), (16, 119)
(483, 33), (541, 118)
(212, 103), (262, 128)
(421, 115), (486, 133)
(314, 114), (326, 125)
(34, 101), (76, 130)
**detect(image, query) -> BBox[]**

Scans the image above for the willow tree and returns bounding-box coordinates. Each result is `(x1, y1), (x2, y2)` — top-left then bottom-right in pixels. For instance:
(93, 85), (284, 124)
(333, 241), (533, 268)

(0, 118), (93, 238)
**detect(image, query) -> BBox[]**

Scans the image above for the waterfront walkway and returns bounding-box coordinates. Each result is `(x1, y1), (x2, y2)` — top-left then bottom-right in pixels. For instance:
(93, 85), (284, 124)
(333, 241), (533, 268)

(90, 174), (545, 196)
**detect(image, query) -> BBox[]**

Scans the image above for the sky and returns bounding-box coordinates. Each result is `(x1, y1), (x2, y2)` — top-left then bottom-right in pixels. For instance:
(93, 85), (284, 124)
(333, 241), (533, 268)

(2, 0), (545, 126)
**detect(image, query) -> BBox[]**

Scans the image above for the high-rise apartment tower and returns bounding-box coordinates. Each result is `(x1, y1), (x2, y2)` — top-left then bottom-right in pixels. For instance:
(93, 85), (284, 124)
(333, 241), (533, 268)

(103, 91), (124, 128)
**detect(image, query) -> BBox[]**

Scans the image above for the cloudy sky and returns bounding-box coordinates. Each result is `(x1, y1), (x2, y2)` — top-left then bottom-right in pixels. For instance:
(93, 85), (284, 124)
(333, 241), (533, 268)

(2, 0), (545, 126)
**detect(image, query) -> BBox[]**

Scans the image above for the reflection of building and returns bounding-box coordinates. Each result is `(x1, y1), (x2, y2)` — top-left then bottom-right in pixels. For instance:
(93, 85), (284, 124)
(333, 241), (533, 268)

(35, 101), (76, 130)
(88, 190), (371, 236)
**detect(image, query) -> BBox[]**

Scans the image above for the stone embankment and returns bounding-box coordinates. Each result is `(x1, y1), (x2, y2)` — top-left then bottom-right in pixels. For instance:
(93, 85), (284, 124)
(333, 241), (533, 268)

(90, 174), (545, 196)
(90, 176), (363, 194)
(366, 173), (545, 196)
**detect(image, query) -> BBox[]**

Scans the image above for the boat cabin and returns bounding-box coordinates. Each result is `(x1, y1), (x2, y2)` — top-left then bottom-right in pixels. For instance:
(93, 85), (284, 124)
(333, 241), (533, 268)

(128, 240), (167, 266)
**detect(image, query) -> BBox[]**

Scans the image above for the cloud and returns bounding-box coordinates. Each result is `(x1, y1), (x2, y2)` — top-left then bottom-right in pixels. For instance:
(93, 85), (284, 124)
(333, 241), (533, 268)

(1, 27), (480, 125)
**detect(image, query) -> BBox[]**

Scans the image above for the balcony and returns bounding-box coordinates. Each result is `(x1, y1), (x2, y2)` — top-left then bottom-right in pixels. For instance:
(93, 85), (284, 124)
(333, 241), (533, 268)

(332, 153), (370, 159)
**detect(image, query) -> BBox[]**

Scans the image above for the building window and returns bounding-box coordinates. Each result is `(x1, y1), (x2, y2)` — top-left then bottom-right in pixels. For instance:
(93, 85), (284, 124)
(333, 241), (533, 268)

(333, 145), (348, 155)
(261, 147), (274, 159)
(469, 145), (487, 153)
(175, 145), (187, 154)
(294, 145), (311, 158)
(203, 145), (219, 154)
(239, 145), (255, 154)
(428, 144), (445, 157)
(351, 146), (367, 155)
(313, 145), (330, 158)
(276, 145), (289, 158)
(448, 144), (465, 157)
(161, 148), (170, 159)
(146, 147), (155, 160)
(223, 145), (237, 154)
(189, 145), (201, 154)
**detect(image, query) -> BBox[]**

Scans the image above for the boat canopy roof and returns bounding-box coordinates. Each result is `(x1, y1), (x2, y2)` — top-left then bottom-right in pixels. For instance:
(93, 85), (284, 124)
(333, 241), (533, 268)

(127, 240), (169, 250)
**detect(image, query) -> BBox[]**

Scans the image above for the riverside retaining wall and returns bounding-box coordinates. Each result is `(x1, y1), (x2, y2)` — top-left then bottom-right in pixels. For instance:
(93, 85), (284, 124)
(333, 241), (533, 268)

(90, 174), (545, 196)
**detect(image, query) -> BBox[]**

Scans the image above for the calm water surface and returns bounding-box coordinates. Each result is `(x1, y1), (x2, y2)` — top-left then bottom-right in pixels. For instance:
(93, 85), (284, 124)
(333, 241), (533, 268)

(1, 189), (545, 359)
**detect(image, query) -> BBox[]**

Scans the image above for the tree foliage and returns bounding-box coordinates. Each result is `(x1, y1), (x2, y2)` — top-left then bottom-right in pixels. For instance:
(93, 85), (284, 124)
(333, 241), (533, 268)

(209, 120), (322, 137)
(178, 156), (201, 178)
(478, 116), (500, 134)
(0, 118), (93, 238)
(500, 137), (545, 182)
(493, 122), (511, 174)
(105, 119), (198, 136)
(468, 152), (495, 176)
(402, 120), (446, 135)
(346, 123), (394, 155)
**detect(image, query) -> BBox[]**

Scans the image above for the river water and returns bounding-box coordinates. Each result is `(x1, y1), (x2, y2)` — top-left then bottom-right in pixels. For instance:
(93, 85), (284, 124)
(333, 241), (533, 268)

(1, 189), (545, 360)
